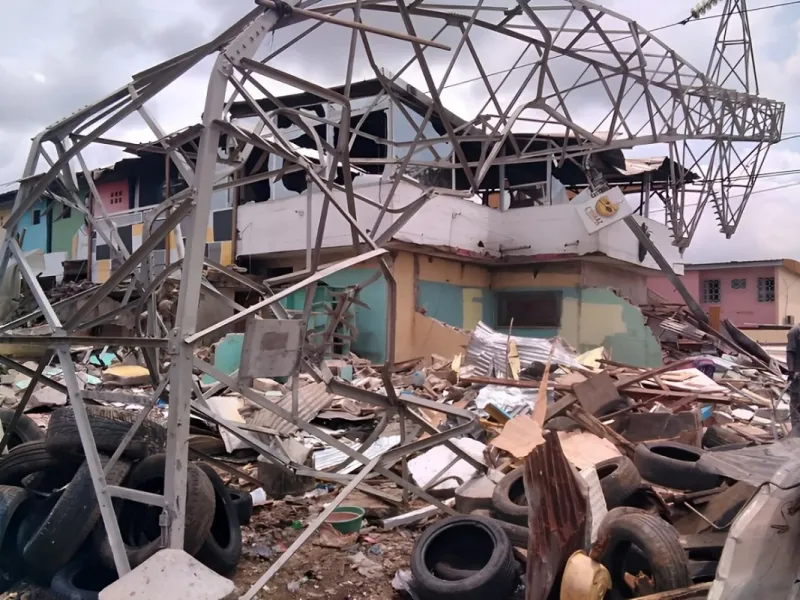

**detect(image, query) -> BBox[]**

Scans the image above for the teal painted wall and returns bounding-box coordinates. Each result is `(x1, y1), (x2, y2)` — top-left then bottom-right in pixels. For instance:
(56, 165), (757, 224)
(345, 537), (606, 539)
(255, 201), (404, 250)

(418, 281), (464, 327)
(282, 268), (387, 363)
(51, 203), (84, 255)
(579, 288), (662, 367)
(19, 199), (49, 253)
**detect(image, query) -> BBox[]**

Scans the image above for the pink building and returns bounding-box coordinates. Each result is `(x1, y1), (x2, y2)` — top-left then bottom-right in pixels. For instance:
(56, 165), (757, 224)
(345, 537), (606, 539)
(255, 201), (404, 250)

(648, 259), (800, 327)
(94, 180), (130, 215)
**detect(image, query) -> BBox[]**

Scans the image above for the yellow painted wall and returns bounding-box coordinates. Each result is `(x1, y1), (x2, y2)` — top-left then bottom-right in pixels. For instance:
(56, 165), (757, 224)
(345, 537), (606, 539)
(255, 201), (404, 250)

(741, 327), (791, 344)
(417, 254), (491, 287)
(491, 264), (581, 289)
(394, 252), (417, 362)
(0, 207), (11, 230)
(777, 266), (800, 325)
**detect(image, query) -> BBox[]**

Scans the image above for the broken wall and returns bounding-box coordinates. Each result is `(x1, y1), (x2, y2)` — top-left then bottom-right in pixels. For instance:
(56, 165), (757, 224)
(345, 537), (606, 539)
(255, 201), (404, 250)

(392, 252), (660, 366)
(578, 288), (661, 367)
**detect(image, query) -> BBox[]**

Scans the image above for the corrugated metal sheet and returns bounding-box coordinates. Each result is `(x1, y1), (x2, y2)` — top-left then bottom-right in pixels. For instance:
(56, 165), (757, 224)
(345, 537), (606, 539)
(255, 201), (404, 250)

(524, 431), (588, 600)
(659, 317), (706, 341)
(248, 382), (335, 435)
(466, 321), (580, 378)
(698, 438), (800, 487)
(312, 434), (402, 473)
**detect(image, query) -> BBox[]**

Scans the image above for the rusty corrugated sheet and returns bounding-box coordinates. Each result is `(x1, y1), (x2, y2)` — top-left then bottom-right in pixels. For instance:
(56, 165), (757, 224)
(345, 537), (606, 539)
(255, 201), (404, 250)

(524, 431), (588, 600)
(466, 321), (580, 378)
(248, 382), (335, 435)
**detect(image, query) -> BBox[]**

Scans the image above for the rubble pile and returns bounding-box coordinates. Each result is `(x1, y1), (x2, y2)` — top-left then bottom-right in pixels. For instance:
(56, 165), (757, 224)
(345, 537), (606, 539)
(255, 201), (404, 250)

(0, 311), (794, 599)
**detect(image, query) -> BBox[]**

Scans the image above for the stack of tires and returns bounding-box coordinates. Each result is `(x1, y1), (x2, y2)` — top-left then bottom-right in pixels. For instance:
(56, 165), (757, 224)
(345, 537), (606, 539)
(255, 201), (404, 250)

(0, 406), (250, 598)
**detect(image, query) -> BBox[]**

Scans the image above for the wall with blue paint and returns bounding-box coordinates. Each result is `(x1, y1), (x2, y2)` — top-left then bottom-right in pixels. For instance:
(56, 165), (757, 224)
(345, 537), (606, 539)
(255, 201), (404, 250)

(19, 199), (49, 253)
(281, 266), (387, 363)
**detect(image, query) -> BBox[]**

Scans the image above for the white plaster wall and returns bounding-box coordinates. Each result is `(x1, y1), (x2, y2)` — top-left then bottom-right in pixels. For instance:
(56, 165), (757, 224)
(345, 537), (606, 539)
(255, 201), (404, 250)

(237, 181), (683, 272)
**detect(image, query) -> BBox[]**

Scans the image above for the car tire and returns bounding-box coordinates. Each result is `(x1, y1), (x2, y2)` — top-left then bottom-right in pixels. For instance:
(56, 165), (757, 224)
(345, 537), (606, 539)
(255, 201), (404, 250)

(195, 463), (242, 576)
(595, 456), (641, 509)
(594, 511), (690, 598)
(0, 409), (44, 449)
(94, 454), (215, 570)
(226, 488), (253, 526)
(702, 426), (747, 449)
(410, 515), (516, 600)
(23, 457), (131, 578)
(491, 467), (528, 526)
(46, 406), (167, 460)
(50, 556), (119, 600)
(634, 442), (722, 492)
(0, 441), (78, 487)
(0, 486), (33, 588)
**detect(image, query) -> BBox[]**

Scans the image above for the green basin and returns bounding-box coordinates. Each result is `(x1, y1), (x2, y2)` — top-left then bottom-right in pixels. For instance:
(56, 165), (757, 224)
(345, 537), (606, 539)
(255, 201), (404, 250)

(326, 506), (365, 534)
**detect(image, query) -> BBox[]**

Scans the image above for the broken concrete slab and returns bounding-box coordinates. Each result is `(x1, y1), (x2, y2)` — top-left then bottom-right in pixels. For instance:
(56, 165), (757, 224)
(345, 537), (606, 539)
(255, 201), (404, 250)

(27, 385), (67, 410)
(99, 549), (236, 600)
(455, 475), (496, 513)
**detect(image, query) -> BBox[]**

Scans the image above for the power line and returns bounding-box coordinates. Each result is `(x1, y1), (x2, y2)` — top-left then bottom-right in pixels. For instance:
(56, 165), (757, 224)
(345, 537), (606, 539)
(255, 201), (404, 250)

(648, 178), (800, 214)
(442, 0), (800, 90)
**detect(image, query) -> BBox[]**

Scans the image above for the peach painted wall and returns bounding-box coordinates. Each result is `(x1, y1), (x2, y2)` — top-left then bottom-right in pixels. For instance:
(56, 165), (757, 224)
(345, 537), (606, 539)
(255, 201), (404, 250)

(648, 271), (700, 304)
(648, 266), (779, 326)
(94, 180), (129, 215)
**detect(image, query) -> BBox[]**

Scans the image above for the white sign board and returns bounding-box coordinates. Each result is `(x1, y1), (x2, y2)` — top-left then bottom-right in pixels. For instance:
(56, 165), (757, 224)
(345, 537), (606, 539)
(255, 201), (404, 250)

(573, 186), (631, 233)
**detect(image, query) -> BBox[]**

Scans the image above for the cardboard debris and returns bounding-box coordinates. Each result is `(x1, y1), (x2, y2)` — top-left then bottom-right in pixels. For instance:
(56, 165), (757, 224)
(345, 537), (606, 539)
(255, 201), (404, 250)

(490, 416), (545, 458)
(557, 431), (621, 469)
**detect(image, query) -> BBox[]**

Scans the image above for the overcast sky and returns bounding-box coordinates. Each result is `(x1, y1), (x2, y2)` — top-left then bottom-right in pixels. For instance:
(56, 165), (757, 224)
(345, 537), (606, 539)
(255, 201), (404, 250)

(0, 0), (798, 263)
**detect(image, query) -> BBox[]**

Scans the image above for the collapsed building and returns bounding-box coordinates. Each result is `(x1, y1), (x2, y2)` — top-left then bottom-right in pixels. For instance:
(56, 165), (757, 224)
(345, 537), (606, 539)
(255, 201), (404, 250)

(0, 0), (789, 599)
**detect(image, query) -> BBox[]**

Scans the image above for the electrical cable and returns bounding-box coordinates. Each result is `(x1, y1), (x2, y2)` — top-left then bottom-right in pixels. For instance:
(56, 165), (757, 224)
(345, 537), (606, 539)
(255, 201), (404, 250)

(441, 0), (800, 90)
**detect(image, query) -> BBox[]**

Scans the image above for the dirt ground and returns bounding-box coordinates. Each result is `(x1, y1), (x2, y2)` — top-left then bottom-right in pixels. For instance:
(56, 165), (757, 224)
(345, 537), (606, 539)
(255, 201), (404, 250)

(233, 492), (417, 600)
(0, 488), (418, 600)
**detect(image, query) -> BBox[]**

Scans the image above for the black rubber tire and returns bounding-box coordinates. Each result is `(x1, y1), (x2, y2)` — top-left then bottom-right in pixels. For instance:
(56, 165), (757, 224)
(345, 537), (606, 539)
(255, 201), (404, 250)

(22, 457), (131, 578)
(0, 486), (33, 587)
(596, 511), (690, 598)
(688, 560), (718, 584)
(544, 416), (580, 433)
(596, 456), (642, 509)
(634, 442), (722, 492)
(50, 556), (119, 600)
(189, 435), (227, 456)
(195, 463), (242, 576)
(0, 441), (71, 487)
(702, 425), (746, 449)
(708, 442), (752, 453)
(46, 406), (167, 460)
(0, 409), (44, 449)
(94, 454), (216, 570)
(433, 561), (479, 581)
(594, 398), (631, 419)
(491, 467), (528, 526)
(15, 493), (62, 587)
(227, 488), (253, 526)
(410, 515), (516, 600)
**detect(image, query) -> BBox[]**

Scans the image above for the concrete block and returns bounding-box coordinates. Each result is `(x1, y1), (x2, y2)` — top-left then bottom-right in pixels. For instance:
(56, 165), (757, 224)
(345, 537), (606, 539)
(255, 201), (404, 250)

(455, 475), (496, 513)
(254, 377), (286, 393)
(99, 549), (236, 600)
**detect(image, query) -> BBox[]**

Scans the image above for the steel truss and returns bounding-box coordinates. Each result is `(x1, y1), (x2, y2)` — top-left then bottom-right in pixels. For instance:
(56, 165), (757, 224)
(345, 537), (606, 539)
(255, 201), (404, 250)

(0, 0), (782, 596)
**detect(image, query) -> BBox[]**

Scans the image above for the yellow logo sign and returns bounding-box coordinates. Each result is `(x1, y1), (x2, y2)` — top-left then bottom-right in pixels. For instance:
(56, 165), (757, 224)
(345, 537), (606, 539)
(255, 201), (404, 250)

(594, 196), (618, 218)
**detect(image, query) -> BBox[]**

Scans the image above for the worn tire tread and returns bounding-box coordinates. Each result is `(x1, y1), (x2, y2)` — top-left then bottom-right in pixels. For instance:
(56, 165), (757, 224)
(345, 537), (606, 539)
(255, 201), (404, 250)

(46, 406), (166, 460)
(22, 457), (131, 576)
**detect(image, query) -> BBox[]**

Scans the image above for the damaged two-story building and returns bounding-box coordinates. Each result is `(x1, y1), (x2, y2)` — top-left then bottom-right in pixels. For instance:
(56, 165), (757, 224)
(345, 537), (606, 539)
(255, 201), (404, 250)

(225, 72), (691, 367)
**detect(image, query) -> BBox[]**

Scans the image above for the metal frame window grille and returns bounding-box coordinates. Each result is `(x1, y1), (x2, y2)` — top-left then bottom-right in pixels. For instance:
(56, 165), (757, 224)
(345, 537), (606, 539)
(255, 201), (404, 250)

(757, 277), (775, 302)
(703, 279), (721, 303)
